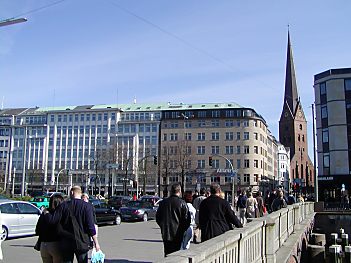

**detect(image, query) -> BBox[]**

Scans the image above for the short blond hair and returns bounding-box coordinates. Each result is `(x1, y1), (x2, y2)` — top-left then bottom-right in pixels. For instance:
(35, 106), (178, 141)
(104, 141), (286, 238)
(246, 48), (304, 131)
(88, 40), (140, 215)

(70, 186), (82, 197)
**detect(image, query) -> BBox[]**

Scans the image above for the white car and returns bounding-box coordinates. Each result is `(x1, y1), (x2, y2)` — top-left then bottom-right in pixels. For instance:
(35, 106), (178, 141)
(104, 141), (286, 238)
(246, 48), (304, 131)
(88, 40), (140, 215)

(0, 200), (41, 240)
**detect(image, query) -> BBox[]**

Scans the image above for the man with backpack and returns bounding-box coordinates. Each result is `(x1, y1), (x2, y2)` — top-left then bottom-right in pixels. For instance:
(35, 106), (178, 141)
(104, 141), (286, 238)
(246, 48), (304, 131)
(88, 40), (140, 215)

(44, 186), (101, 263)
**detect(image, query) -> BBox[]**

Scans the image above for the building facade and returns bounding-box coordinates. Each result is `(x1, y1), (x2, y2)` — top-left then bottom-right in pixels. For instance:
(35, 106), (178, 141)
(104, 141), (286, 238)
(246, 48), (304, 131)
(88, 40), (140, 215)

(160, 103), (277, 198)
(0, 101), (283, 198)
(277, 143), (290, 192)
(314, 68), (351, 200)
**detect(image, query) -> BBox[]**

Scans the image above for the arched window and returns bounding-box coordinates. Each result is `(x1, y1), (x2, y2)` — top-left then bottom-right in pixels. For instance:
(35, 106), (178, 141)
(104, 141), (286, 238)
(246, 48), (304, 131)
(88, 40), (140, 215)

(299, 124), (303, 130)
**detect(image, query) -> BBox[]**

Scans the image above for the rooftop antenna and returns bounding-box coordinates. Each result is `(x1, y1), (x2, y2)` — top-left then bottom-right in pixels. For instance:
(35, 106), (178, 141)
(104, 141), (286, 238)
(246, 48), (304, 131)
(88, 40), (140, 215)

(53, 88), (56, 108)
(133, 96), (137, 104)
(116, 87), (119, 109)
(1, 96), (4, 110)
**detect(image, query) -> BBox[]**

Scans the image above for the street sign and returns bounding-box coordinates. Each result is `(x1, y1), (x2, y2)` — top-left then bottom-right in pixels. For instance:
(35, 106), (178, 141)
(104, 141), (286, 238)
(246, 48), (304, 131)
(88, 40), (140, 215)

(230, 173), (236, 178)
(106, 164), (120, 169)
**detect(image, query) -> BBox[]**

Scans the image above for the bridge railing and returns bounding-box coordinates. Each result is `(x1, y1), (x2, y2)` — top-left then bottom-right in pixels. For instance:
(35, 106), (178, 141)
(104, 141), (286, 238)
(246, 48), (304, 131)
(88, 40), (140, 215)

(159, 202), (315, 263)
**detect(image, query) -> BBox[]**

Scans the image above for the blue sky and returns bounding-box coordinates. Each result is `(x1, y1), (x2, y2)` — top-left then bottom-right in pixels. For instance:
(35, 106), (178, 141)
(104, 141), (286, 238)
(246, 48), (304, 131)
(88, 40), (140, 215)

(1, 0), (350, 156)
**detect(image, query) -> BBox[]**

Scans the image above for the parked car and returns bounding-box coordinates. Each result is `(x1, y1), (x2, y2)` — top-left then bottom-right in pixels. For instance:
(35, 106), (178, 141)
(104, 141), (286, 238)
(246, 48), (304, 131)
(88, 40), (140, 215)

(139, 195), (161, 205)
(29, 196), (50, 210)
(90, 199), (121, 225)
(29, 190), (47, 198)
(44, 192), (66, 198)
(108, 195), (132, 209)
(119, 201), (157, 222)
(0, 200), (41, 240)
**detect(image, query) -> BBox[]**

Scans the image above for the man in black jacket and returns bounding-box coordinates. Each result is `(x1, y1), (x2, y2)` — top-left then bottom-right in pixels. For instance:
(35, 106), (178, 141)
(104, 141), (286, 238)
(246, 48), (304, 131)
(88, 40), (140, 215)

(156, 183), (190, 257)
(44, 186), (100, 263)
(199, 183), (242, 242)
(271, 189), (287, 212)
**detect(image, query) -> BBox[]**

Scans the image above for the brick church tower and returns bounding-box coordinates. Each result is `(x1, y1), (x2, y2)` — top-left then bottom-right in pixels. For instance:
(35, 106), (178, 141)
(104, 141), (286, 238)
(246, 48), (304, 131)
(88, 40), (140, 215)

(279, 32), (314, 193)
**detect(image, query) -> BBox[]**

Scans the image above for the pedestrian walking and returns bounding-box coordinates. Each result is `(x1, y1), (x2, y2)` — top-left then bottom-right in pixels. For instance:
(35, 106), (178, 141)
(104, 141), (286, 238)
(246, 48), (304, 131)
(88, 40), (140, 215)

(287, 192), (296, 205)
(255, 191), (265, 217)
(35, 194), (64, 263)
(236, 191), (247, 225)
(181, 192), (196, 250)
(245, 192), (258, 218)
(271, 190), (288, 212)
(156, 183), (190, 257)
(192, 187), (207, 244)
(199, 183), (242, 242)
(44, 186), (100, 263)
(344, 195), (350, 210)
(267, 190), (276, 213)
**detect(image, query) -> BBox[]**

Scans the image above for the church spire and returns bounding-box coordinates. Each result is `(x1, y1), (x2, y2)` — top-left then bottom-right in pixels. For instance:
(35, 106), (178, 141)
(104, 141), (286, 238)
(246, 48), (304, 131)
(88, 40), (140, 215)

(284, 30), (299, 114)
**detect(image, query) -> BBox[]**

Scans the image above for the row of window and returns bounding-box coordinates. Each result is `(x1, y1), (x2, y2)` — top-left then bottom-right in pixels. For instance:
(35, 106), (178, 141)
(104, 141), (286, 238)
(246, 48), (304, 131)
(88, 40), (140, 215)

(166, 173), (257, 184)
(121, 112), (161, 121)
(50, 112), (114, 123)
(164, 109), (255, 119)
(320, 79), (351, 119)
(0, 128), (10, 136)
(163, 131), (257, 141)
(320, 79), (351, 96)
(165, 145), (263, 155)
(0, 117), (11, 125)
(163, 119), (260, 129)
(24, 116), (47, 125)
(165, 158), (261, 170)
(14, 127), (47, 136)
(0, 140), (8, 147)
(0, 151), (8, 158)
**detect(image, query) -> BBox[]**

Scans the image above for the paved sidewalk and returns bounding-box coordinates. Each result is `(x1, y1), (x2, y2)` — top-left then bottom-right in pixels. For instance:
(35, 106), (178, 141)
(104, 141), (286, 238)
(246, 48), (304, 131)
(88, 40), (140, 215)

(2, 220), (164, 263)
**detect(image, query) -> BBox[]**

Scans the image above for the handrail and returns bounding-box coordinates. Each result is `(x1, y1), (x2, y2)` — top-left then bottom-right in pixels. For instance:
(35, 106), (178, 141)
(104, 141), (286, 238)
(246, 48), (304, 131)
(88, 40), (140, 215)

(157, 202), (315, 263)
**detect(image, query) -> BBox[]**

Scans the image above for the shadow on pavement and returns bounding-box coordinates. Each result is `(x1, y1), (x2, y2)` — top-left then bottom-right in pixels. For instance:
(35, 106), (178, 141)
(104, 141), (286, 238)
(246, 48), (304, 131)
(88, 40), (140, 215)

(105, 260), (153, 263)
(123, 238), (162, 243)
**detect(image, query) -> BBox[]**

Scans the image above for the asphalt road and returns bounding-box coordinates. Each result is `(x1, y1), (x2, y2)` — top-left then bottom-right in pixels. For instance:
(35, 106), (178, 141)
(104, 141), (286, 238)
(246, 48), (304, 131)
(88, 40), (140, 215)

(1, 220), (164, 263)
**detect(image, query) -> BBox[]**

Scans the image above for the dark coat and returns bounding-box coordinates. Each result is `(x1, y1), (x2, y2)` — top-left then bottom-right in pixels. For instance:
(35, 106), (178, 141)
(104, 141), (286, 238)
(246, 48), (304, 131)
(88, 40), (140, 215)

(156, 195), (190, 242)
(199, 195), (242, 242)
(271, 197), (287, 212)
(43, 198), (96, 250)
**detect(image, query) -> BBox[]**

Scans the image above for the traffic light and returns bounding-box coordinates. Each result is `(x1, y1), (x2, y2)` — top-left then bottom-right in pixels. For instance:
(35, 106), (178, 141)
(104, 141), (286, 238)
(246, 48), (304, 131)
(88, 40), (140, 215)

(209, 156), (213, 166)
(153, 155), (158, 165)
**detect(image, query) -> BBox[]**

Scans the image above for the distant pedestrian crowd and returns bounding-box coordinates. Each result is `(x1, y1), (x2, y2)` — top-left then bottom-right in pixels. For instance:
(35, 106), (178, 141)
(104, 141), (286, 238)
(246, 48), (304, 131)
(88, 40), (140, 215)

(156, 183), (304, 257)
(156, 183), (242, 257)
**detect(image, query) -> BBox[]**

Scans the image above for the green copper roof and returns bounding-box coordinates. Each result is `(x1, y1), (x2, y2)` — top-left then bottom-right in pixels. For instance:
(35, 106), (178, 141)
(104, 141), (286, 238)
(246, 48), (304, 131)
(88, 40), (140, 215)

(34, 102), (244, 113)
(93, 102), (244, 111)
(35, 106), (76, 112)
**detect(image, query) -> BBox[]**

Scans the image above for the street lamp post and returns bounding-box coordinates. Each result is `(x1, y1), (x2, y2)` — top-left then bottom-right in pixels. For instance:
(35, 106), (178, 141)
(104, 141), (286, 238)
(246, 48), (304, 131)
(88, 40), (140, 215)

(12, 167), (16, 197)
(178, 113), (189, 194)
(89, 155), (99, 196)
(21, 126), (28, 197)
(211, 154), (236, 207)
(56, 168), (68, 192)
(312, 103), (318, 202)
(0, 18), (27, 27)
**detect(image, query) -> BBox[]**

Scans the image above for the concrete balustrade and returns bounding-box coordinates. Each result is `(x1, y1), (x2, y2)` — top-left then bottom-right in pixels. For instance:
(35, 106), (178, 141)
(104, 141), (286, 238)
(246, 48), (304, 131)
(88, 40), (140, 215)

(158, 202), (315, 263)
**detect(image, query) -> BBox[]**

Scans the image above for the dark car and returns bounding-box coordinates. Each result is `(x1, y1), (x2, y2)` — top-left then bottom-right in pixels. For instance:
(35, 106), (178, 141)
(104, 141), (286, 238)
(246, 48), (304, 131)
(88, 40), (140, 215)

(108, 195), (132, 210)
(119, 201), (157, 222)
(90, 199), (121, 225)
(139, 195), (161, 205)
